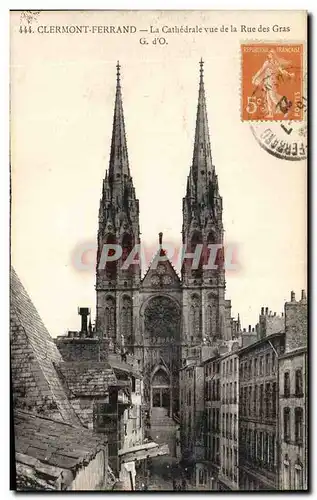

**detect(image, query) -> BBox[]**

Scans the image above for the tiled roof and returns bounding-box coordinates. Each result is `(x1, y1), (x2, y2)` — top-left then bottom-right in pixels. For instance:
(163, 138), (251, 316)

(57, 361), (125, 397)
(10, 267), (80, 426)
(14, 410), (106, 490)
(107, 356), (142, 379)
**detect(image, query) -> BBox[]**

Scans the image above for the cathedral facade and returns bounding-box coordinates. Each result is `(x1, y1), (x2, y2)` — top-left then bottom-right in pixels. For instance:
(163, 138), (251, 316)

(95, 61), (234, 418)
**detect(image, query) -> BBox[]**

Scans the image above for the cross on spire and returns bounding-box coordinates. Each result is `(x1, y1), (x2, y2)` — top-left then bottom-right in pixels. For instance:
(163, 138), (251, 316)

(199, 58), (204, 80)
(116, 60), (121, 86)
(159, 232), (163, 247)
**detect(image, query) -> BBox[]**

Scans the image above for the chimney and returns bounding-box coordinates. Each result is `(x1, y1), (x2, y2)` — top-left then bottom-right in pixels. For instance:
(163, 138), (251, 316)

(248, 325), (251, 332)
(265, 307), (269, 315)
(78, 307), (90, 334)
(301, 290), (306, 301)
(261, 307), (264, 315)
(291, 291), (295, 302)
(274, 312), (276, 317)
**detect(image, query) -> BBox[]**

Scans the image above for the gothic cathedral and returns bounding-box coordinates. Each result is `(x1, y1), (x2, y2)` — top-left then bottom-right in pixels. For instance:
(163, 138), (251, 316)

(95, 61), (233, 418)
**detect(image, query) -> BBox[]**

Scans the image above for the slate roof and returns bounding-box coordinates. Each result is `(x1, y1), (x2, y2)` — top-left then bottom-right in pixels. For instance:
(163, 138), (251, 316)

(57, 361), (126, 397)
(107, 356), (142, 379)
(10, 267), (80, 425)
(14, 410), (107, 490)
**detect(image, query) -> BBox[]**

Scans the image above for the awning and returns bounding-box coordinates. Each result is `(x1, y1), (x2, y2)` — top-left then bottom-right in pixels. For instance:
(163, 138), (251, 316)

(118, 441), (169, 463)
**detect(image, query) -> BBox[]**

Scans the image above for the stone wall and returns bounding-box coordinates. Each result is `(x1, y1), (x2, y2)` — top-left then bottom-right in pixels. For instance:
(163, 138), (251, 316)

(284, 294), (307, 352)
(70, 450), (106, 490)
(258, 312), (284, 340)
(55, 338), (100, 362)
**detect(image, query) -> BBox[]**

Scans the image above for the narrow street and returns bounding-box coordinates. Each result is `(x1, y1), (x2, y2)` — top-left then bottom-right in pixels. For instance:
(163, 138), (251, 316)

(135, 456), (187, 491)
(147, 456), (181, 491)
(136, 407), (187, 491)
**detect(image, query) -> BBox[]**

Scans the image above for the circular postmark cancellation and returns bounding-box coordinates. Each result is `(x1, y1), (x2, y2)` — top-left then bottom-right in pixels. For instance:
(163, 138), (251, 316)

(250, 115), (307, 161)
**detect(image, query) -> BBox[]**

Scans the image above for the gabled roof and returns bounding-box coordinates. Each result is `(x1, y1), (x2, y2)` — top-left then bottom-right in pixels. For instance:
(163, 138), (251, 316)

(141, 245), (181, 288)
(10, 267), (80, 426)
(57, 361), (125, 397)
(14, 410), (106, 491)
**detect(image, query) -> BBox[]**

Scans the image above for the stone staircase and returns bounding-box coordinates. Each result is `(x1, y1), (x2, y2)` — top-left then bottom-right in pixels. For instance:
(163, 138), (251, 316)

(150, 408), (178, 457)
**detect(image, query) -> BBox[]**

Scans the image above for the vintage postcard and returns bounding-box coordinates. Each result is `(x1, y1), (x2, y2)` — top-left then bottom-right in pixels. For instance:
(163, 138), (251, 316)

(10, 10), (307, 491)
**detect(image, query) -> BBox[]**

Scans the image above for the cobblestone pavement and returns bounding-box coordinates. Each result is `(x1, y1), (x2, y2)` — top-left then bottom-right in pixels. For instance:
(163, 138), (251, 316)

(146, 456), (185, 491)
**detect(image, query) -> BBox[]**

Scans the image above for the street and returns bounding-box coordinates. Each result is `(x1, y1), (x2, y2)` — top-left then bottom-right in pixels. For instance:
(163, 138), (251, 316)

(137, 456), (187, 491)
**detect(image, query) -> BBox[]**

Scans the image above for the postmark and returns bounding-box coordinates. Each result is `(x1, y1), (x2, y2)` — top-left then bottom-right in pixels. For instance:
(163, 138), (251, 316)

(250, 118), (307, 161)
(241, 43), (304, 122)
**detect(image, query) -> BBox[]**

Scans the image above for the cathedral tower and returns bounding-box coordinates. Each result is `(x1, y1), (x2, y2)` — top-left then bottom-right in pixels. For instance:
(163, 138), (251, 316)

(96, 62), (140, 354)
(182, 60), (227, 347)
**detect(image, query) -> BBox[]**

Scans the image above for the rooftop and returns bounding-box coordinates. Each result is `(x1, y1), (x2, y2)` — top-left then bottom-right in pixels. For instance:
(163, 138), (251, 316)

(57, 361), (127, 397)
(14, 410), (107, 490)
(10, 267), (80, 425)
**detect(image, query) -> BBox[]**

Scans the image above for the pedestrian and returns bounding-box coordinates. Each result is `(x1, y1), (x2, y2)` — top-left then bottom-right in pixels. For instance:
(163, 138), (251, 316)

(182, 478), (186, 490)
(173, 479), (177, 491)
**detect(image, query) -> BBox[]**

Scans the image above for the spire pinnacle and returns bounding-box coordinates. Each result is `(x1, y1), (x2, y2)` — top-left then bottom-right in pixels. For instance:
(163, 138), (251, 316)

(116, 60), (121, 87)
(199, 58), (204, 82)
(108, 61), (130, 182)
(159, 232), (163, 247)
(190, 59), (213, 202)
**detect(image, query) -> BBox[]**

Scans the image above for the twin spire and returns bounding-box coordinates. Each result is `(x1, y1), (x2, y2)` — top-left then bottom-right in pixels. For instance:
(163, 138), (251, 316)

(108, 58), (213, 191)
(105, 59), (218, 235)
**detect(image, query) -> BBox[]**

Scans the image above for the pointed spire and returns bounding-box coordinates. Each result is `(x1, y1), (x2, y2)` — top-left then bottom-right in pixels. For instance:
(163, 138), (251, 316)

(109, 61), (130, 183)
(191, 59), (213, 203)
(237, 313), (241, 332)
(116, 60), (121, 86)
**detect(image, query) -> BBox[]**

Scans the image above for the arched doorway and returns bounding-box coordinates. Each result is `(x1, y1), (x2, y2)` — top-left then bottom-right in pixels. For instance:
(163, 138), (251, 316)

(151, 368), (170, 409)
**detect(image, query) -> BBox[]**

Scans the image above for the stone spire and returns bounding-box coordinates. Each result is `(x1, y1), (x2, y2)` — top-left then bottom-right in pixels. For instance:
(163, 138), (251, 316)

(182, 60), (225, 288)
(190, 58), (213, 202)
(183, 60), (223, 243)
(108, 61), (130, 184)
(96, 62), (140, 288)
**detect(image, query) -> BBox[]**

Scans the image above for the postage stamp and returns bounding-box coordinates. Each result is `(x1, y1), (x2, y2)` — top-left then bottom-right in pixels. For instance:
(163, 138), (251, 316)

(241, 43), (304, 122)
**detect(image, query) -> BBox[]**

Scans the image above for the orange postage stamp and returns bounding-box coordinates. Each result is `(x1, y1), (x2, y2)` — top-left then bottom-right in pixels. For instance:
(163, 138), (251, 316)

(241, 43), (304, 122)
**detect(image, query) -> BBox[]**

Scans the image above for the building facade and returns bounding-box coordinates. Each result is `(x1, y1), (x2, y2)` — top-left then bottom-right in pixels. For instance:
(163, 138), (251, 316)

(202, 354), (221, 490)
(279, 290), (307, 491)
(238, 332), (284, 490)
(219, 349), (239, 490)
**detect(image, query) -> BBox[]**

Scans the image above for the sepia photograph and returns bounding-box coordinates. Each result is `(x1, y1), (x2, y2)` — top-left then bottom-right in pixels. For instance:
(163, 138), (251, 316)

(10, 9), (307, 491)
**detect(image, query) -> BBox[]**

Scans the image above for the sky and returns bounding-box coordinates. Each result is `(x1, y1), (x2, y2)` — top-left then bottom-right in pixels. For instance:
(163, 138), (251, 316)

(10, 10), (307, 337)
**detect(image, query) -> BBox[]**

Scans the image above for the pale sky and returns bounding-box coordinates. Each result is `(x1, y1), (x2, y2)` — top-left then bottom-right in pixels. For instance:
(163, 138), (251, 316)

(10, 10), (307, 337)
